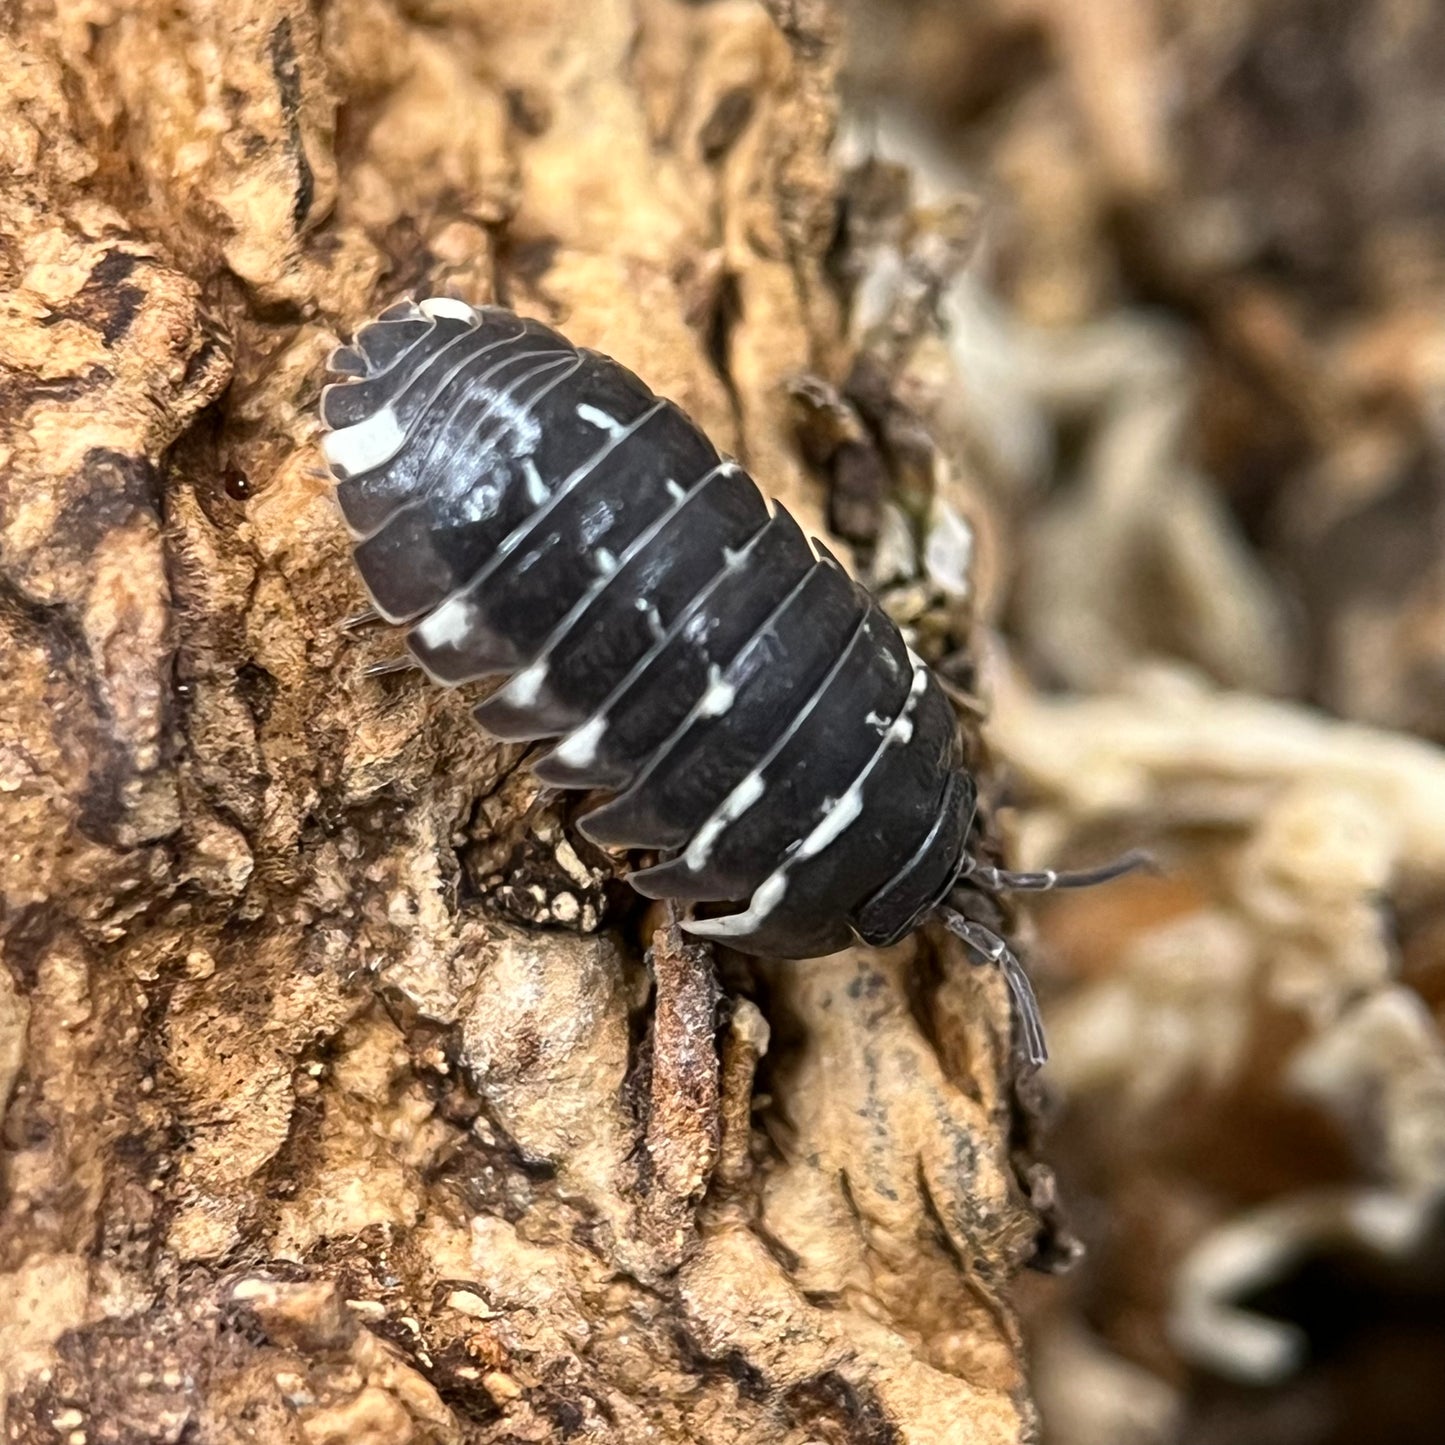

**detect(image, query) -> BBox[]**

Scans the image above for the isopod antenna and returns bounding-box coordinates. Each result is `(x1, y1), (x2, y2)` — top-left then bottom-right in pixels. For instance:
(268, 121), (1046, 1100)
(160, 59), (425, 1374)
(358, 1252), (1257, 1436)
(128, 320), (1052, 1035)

(935, 849), (1154, 1068)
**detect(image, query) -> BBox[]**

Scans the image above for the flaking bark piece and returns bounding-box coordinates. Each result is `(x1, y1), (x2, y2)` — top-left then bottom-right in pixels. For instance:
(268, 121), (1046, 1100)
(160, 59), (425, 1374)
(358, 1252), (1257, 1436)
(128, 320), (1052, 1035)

(635, 923), (722, 1272)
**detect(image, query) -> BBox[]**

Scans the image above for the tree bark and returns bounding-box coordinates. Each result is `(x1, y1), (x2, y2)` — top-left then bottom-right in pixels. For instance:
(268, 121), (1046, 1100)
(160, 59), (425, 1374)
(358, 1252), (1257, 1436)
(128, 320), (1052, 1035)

(1, 3), (1042, 1441)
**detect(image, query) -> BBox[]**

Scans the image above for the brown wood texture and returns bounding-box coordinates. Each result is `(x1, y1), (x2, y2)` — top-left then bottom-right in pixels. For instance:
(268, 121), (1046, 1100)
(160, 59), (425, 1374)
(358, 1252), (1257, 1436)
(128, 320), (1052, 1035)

(0, 3), (1041, 1442)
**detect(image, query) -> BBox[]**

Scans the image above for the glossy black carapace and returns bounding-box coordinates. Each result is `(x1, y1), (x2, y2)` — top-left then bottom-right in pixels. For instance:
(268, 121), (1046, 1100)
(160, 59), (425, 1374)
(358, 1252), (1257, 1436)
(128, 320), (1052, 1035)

(318, 298), (1143, 1065)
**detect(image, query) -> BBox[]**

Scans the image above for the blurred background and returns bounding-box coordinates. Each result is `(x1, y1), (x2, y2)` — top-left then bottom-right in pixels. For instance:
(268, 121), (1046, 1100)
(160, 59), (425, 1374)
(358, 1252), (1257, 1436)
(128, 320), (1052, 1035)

(835, 2), (1445, 1443)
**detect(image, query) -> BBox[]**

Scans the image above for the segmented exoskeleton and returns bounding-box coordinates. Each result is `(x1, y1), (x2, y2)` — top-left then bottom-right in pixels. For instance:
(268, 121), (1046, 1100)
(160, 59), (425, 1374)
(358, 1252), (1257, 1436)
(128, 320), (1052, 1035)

(318, 297), (1141, 1065)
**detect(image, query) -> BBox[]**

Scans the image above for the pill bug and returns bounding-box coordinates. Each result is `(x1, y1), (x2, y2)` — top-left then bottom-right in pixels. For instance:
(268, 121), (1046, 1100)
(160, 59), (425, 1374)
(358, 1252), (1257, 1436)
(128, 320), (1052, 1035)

(317, 297), (1143, 1066)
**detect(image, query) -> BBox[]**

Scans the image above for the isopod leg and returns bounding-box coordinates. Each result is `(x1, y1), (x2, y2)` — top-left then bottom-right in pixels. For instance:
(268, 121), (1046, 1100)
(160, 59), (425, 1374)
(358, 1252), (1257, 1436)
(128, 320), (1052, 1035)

(935, 905), (1048, 1069)
(363, 654), (422, 678)
(339, 606), (385, 633)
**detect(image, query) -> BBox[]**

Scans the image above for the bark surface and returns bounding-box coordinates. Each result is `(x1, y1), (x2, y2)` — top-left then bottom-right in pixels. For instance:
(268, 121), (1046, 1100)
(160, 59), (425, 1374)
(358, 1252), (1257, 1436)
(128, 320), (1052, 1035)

(0, 3), (1041, 1443)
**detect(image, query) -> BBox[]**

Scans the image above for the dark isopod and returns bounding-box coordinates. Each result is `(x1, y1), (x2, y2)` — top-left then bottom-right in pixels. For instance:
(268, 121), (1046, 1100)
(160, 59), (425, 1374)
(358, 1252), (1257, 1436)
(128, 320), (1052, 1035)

(317, 297), (1144, 1066)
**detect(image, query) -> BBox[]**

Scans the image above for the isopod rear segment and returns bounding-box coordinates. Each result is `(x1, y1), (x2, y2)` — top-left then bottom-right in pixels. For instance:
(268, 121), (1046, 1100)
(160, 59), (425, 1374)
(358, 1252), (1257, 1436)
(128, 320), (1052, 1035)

(317, 296), (1145, 1066)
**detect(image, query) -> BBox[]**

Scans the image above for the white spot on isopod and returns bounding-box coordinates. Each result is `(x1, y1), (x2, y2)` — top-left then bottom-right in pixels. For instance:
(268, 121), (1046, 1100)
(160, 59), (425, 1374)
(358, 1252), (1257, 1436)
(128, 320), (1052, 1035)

(884, 667), (927, 747)
(321, 406), (405, 475)
(576, 403), (623, 435)
(506, 658), (548, 706)
(686, 872), (788, 939)
(794, 788), (864, 861)
(697, 665), (735, 718)
(633, 597), (665, 635)
(553, 715), (607, 768)
(414, 595), (475, 650)
(684, 772), (765, 869)
(419, 297), (478, 323)
(523, 457), (548, 505)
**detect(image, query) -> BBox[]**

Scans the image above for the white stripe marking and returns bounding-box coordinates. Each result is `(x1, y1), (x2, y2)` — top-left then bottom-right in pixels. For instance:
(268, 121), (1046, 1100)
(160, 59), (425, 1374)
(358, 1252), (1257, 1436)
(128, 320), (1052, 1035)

(595, 559), (819, 826)
(454, 403), (665, 591)
(676, 614), (874, 876)
(693, 659), (930, 933)
(532, 506), (776, 780)
(339, 324), (535, 537)
(789, 666), (927, 862)
(494, 463), (731, 718)
(401, 402), (667, 665)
